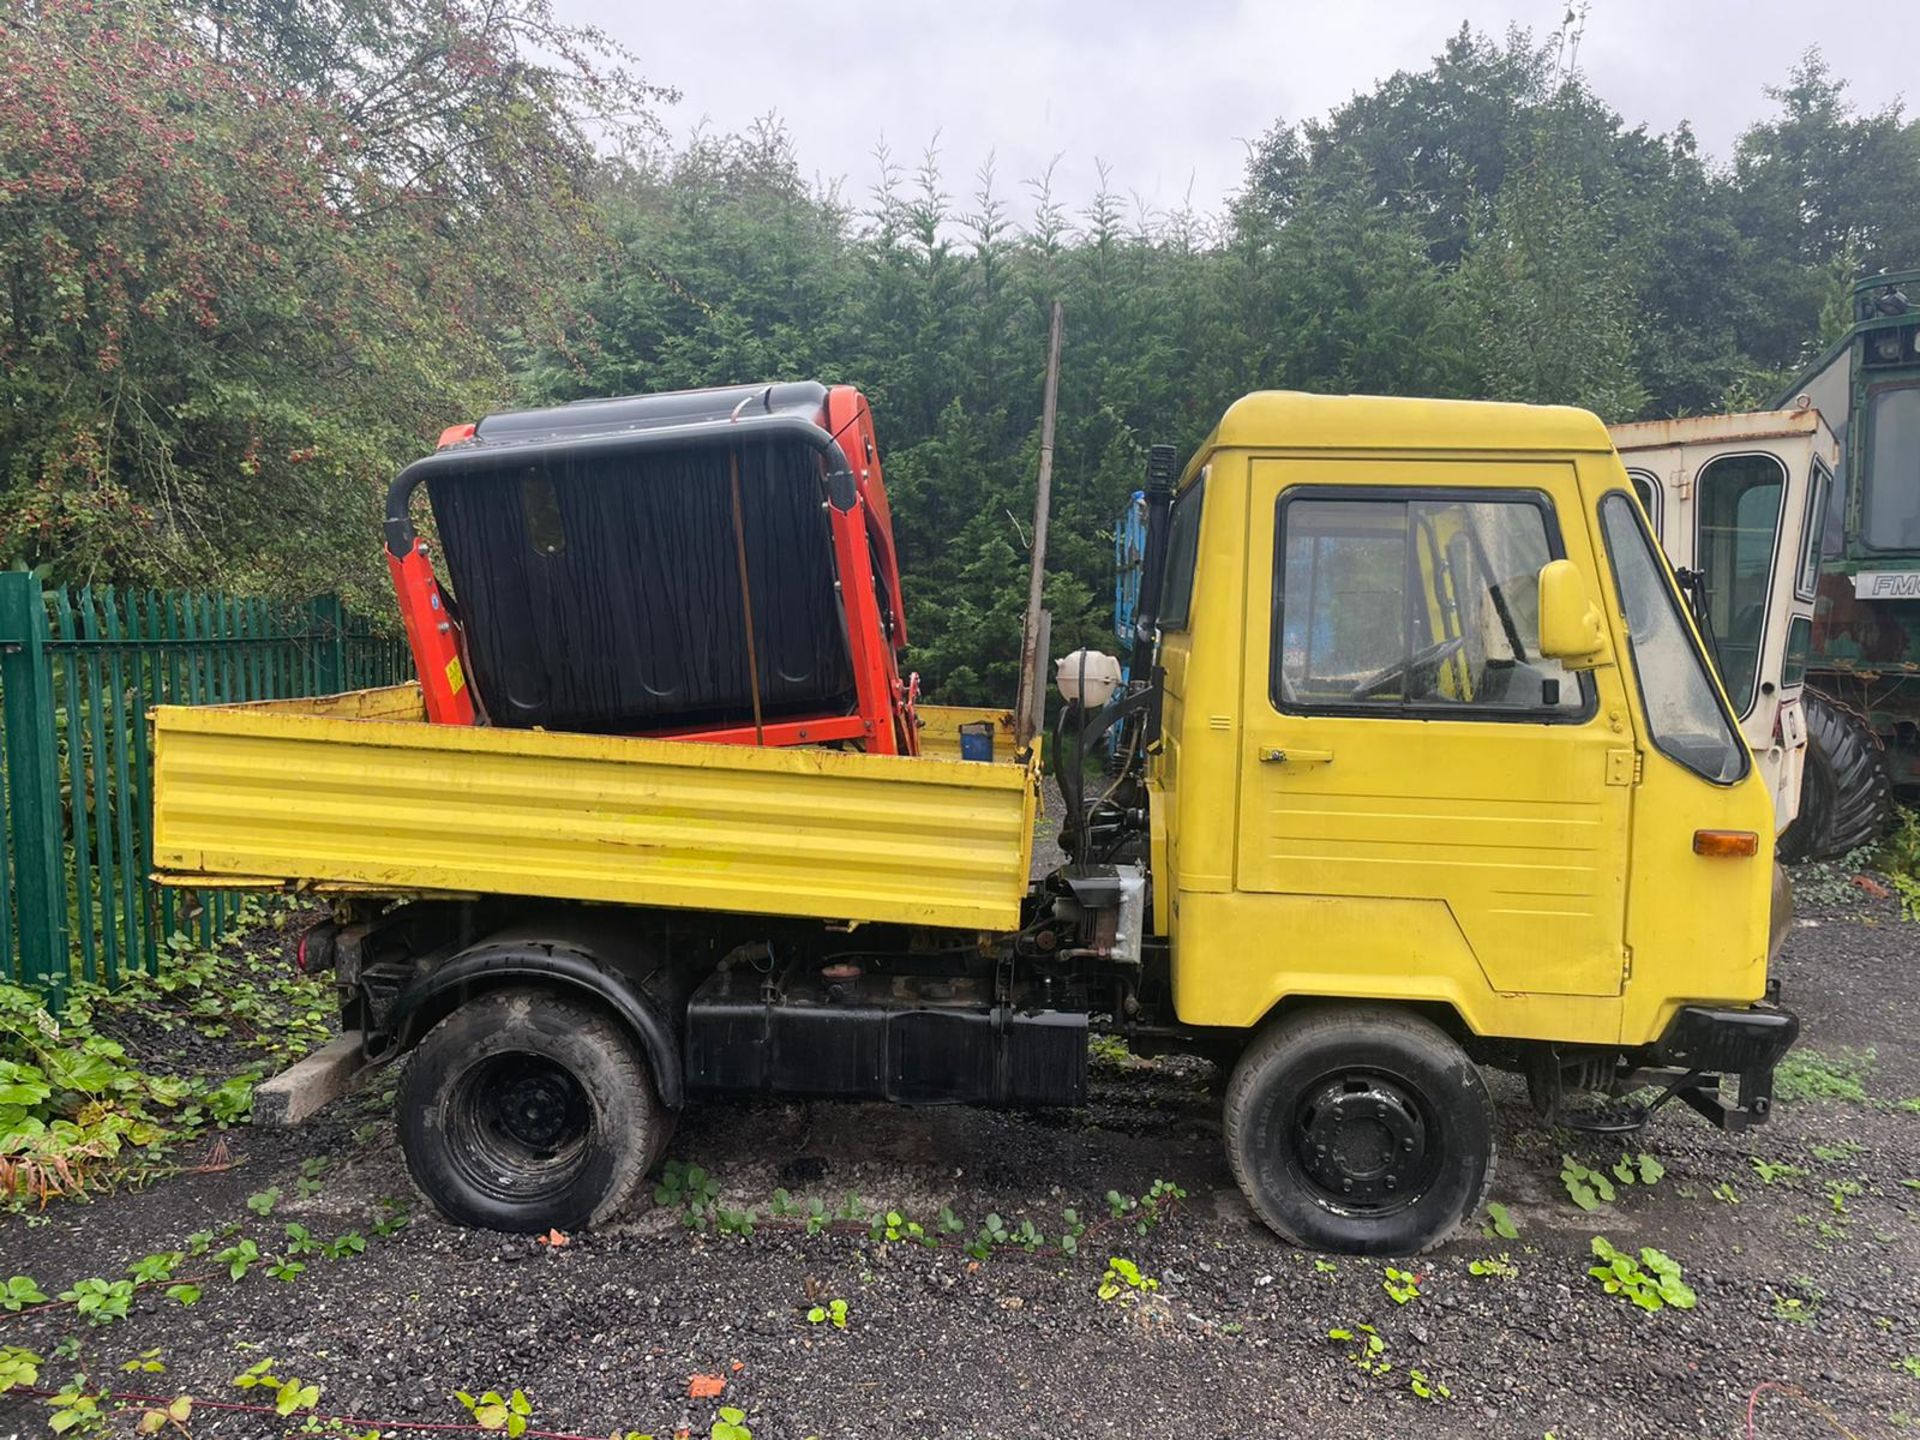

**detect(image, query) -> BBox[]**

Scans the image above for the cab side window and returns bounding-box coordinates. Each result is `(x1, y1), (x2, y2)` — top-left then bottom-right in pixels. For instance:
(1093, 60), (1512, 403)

(1272, 490), (1591, 720)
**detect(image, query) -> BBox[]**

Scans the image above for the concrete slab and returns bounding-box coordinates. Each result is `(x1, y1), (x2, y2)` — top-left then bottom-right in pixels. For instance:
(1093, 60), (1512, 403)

(252, 1031), (369, 1126)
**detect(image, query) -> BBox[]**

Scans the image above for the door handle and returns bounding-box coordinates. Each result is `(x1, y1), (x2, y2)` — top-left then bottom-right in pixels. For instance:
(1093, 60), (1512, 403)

(1260, 747), (1334, 765)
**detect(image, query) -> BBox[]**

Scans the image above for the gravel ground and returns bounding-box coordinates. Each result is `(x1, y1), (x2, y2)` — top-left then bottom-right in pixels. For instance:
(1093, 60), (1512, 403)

(6, 856), (1920, 1440)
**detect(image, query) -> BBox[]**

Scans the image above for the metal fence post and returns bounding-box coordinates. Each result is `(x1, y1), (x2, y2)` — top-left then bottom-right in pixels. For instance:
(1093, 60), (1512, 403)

(307, 594), (346, 696)
(0, 573), (69, 996)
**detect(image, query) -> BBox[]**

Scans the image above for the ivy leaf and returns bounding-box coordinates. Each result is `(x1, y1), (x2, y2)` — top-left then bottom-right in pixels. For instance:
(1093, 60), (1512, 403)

(1657, 1274), (1698, 1309)
(2, 1277), (48, 1311)
(0, 1346), (43, 1392)
(45, 1051), (116, 1094)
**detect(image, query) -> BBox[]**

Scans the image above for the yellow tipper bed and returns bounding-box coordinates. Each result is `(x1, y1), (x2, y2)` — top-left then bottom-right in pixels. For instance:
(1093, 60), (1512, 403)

(151, 688), (1038, 930)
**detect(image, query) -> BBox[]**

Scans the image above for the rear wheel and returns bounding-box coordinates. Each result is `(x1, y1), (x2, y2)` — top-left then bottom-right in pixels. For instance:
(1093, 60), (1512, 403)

(1223, 1005), (1494, 1255)
(1779, 689), (1892, 862)
(399, 987), (665, 1233)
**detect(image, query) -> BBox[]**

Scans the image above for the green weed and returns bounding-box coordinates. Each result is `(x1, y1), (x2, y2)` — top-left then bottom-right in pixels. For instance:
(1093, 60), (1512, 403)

(1587, 1237), (1696, 1312)
(1774, 1047), (1874, 1104)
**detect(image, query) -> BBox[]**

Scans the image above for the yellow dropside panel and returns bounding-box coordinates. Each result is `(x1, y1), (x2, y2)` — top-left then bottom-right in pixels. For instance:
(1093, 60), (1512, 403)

(915, 705), (1017, 762)
(152, 696), (1037, 931)
(225, 683), (430, 722)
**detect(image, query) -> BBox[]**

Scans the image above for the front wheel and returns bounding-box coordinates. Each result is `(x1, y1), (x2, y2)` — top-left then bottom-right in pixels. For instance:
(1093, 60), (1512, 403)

(1222, 1004), (1494, 1255)
(398, 987), (666, 1233)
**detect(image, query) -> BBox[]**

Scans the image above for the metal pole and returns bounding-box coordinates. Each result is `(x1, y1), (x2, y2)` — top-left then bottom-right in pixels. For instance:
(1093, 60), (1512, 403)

(727, 449), (766, 746)
(1014, 300), (1064, 750)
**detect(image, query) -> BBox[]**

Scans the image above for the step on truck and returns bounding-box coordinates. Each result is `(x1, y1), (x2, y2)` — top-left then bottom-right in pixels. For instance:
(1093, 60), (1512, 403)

(151, 386), (1795, 1254)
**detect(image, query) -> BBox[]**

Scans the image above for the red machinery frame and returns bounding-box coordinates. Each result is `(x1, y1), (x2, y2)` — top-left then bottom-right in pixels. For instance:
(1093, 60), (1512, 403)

(384, 384), (917, 754)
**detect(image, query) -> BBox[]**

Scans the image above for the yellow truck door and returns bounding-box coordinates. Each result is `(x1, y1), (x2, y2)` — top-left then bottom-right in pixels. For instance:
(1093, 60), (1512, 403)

(1235, 458), (1633, 999)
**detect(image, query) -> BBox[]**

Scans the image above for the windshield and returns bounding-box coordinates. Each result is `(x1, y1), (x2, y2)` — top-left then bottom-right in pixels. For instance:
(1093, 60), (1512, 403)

(1600, 493), (1749, 785)
(1863, 386), (1920, 551)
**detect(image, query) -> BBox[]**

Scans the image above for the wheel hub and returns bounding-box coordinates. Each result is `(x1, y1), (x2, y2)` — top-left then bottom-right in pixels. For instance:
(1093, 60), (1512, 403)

(443, 1051), (593, 1204)
(499, 1070), (576, 1150)
(1296, 1074), (1428, 1210)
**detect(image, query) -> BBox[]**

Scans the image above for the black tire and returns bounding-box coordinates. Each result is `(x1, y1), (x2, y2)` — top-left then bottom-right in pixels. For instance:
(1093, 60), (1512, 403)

(1223, 1005), (1494, 1256)
(398, 987), (665, 1233)
(1778, 689), (1893, 862)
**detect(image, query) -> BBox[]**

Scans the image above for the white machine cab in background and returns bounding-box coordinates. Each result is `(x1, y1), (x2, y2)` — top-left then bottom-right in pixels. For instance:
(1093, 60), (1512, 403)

(1608, 404), (1838, 836)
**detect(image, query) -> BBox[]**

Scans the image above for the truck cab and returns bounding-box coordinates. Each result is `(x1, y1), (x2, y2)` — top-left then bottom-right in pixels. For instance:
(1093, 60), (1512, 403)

(1130, 393), (1786, 1246)
(1606, 407), (1838, 840)
(1151, 392), (1775, 1033)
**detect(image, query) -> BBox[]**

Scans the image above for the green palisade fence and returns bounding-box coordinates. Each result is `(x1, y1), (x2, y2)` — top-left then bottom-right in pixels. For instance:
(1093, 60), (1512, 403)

(0, 576), (411, 995)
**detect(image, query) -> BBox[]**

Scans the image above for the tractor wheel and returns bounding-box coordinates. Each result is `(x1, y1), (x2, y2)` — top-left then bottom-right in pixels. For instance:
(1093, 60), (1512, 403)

(1779, 689), (1893, 863)
(1223, 1004), (1495, 1255)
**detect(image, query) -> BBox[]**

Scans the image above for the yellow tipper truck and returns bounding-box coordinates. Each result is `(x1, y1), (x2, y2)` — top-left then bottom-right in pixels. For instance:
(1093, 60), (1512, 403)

(152, 388), (1794, 1254)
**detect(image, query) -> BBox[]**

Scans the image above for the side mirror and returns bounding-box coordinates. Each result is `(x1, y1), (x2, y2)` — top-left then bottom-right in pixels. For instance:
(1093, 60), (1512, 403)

(1537, 559), (1610, 670)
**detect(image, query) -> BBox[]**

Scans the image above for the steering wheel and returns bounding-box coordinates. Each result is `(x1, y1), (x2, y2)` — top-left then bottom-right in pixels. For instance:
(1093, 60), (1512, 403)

(1351, 635), (1467, 702)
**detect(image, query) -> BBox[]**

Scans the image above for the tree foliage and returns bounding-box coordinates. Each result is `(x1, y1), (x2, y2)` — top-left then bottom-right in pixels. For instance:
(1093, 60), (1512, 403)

(528, 25), (1918, 699)
(0, 0), (664, 600)
(4, 10), (1918, 701)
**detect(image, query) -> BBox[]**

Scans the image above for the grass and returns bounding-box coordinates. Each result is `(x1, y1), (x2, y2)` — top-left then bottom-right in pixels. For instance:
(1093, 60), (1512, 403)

(1774, 1046), (1875, 1105)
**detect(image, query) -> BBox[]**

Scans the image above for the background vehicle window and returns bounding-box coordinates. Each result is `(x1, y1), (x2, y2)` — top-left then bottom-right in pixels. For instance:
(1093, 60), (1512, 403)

(1628, 470), (1662, 539)
(1822, 458), (1847, 558)
(1599, 493), (1748, 784)
(1864, 386), (1920, 550)
(1799, 461), (1830, 598)
(1783, 615), (1812, 689)
(1158, 475), (1205, 631)
(1695, 453), (1785, 718)
(1272, 492), (1588, 718)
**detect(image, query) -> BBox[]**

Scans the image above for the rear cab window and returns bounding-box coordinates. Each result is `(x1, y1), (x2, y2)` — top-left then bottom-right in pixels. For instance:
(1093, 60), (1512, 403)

(1158, 473), (1205, 631)
(1270, 488), (1593, 721)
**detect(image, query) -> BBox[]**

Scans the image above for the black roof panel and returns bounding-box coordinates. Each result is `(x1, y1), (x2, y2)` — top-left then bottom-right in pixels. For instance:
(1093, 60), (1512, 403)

(471, 381), (830, 449)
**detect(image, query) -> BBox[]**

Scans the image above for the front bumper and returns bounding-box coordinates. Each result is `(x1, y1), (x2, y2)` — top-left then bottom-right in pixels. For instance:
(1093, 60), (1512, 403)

(1651, 1002), (1799, 1132)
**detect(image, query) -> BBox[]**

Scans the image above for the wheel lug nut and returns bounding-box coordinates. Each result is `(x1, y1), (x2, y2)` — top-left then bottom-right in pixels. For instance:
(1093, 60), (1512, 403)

(1342, 1180), (1353, 1194)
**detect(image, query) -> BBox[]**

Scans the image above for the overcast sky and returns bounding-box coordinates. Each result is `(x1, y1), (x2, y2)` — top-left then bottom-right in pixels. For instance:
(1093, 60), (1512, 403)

(571, 0), (1911, 223)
